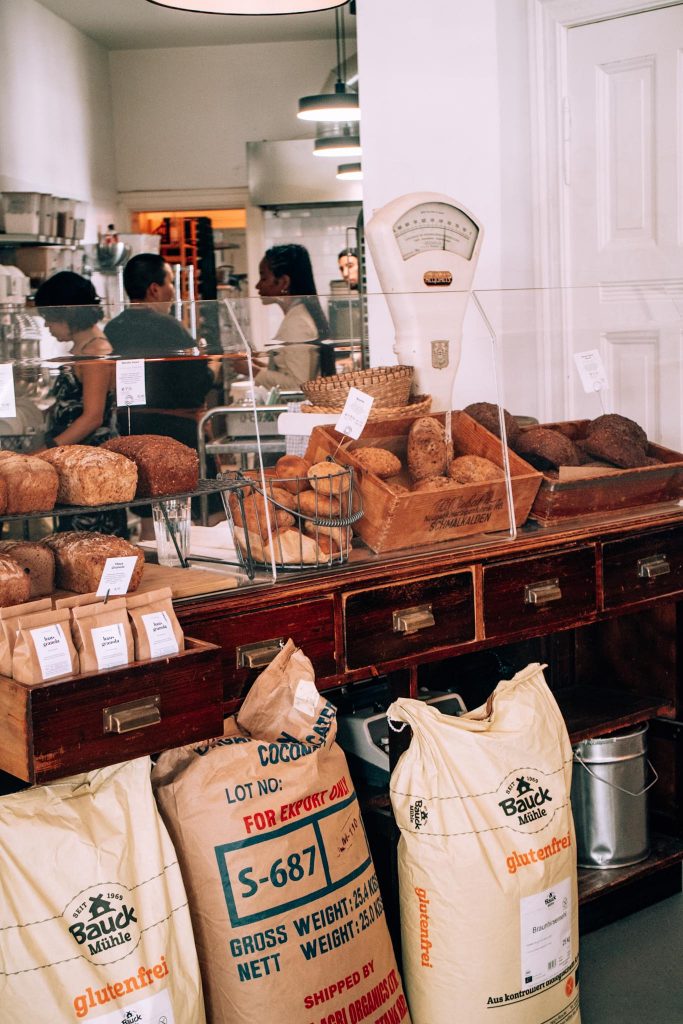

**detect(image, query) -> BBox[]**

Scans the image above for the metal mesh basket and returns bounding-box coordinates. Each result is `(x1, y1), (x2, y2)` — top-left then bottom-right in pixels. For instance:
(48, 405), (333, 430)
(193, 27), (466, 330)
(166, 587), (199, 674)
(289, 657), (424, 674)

(221, 460), (363, 575)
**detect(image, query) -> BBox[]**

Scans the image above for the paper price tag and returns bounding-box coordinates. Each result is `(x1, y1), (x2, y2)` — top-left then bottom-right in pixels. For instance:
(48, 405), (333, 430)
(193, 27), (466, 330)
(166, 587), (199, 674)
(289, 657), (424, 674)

(116, 359), (146, 407)
(574, 349), (609, 394)
(0, 364), (17, 418)
(91, 622), (129, 670)
(30, 622), (72, 681)
(141, 610), (180, 658)
(293, 678), (320, 718)
(96, 556), (138, 597)
(334, 387), (374, 439)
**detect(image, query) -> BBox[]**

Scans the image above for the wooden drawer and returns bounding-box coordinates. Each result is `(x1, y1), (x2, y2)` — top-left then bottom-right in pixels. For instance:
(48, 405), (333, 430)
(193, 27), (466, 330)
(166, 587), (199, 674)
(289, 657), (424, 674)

(0, 637), (222, 784)
(180, 597), (337, 702)
(483, 547), (596, 639)
(343, 570), (475, 671)
(602, 529), (683, 610)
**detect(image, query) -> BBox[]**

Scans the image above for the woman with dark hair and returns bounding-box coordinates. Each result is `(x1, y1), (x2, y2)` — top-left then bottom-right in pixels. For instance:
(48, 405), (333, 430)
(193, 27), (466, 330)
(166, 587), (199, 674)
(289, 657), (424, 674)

(253, 243), (334, 389)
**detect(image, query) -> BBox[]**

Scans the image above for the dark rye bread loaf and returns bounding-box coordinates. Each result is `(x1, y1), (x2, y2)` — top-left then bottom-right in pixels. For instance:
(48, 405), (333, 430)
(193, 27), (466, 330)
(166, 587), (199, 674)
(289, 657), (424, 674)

(0, 451), (59, 514)
(101, 434), (199, 497)
(36, 445), (138, 506)
(0, 541), (55, 598)
(0, 552), (31, 608)
(42, 532), (145, 594)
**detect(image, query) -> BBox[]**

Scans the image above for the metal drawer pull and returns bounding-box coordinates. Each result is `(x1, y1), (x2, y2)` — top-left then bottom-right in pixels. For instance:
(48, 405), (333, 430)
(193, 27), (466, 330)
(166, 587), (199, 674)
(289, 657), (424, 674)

(637, 555), (670, 579)
(237, 638), (285, 669)
(524, 578), (562, 606)
(103, 695), (161, 735)
(392, 604), (435, 634)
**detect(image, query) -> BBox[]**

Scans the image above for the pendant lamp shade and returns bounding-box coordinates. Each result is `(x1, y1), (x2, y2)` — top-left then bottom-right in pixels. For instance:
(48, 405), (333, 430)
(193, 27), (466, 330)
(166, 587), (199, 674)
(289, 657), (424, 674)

(314, 135), (361, 158)
(298, 85), (360, 123)
(336, 162), (362, 180)
(145, 1), (346, 12)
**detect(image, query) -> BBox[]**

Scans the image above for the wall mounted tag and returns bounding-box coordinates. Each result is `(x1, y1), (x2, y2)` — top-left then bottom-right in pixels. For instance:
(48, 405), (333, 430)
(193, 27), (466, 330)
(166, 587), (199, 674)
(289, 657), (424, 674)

(574, 349), (609, 394)
(30, 622), (71, 680)
(116, 359), (146, 407)
(96, 556), (138, 597)
(0, 364), (17, 418)
(335, 387), (374, 440)
(91, 622), (129, 670)
(141, 610), (180, 658)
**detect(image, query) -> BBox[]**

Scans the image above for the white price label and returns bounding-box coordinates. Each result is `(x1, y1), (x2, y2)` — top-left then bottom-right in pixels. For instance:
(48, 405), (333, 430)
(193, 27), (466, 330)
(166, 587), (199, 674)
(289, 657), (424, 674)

(30, 622), (72, 680)
(116, 359), (147, 407)
(0, 364), (16, 418)
(334, 387), (374, 440)
(520, 876), (572, 990)
(574, 349), (609, 394)
(96, 556), (138, 597)
(93, 987), (174, 1024)
(293, 678), (320, 718)
(91, 622), (129, 670)
(141, 610), (180, 658)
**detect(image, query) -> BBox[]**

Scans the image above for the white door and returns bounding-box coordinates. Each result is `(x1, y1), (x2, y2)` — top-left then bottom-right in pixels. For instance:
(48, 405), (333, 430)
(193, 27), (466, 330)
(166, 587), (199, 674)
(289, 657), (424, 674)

(565, 4), (683, 445)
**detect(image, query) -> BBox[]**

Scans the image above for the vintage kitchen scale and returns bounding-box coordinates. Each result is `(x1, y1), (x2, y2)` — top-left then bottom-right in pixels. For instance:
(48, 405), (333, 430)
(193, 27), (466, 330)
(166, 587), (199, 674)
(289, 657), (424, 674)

(365, 191), (484, 412)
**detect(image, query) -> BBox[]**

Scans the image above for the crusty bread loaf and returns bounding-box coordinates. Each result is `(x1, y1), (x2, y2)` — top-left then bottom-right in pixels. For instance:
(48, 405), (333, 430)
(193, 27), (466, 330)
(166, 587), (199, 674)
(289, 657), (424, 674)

(0, 475), (7, 516)
(42, 531), (145, 594)
(101, 434), (199, 497)
(0, 552), (31, 608)
(36, 445), (138, 506)
(0, 541), (55, 598)
(0, 451), (59, 514)
(407, 418), (449, 482)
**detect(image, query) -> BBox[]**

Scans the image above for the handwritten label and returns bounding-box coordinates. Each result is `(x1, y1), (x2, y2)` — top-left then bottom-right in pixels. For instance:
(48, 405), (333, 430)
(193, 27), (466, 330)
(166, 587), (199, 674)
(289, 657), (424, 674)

(141, 610), (179, 658)
(574, 349), (609, 394)
(30, 623), (72, 680)
(334, 387), (374, 440)
(116, 359), (146, 407)
(294, 678), (320, 718)
(91, 622), (129, 670)
(0, 364), (16, 418)
(96, 556), (138, 597)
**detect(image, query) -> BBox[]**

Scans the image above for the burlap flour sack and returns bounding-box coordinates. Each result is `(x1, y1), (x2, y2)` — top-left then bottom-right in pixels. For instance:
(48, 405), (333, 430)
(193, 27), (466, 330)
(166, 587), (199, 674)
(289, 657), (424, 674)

(0, 756), (206, 1024)
(388, 663), (580, 1024)
(153, 639), (410, 1024)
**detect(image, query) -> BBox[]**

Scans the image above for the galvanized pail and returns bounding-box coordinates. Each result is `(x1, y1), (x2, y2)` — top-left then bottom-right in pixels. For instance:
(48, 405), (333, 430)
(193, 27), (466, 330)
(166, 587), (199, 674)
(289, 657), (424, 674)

(571, 723), (657, 869)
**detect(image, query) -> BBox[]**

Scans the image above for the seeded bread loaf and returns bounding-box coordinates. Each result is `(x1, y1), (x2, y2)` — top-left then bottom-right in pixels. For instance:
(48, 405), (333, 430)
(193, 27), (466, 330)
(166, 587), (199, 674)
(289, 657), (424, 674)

(42, 531), (145, 594)
(36, 445), (138, 506)
(0, 451), (59, 514)
(0, 552), (31, 608)
(101, 434), (199, 497)
(0, 541), (55, 598)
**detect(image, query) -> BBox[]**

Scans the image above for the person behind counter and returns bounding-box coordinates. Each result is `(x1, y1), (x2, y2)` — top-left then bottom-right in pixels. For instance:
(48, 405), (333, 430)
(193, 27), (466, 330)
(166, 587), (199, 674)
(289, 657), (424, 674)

(250, 243), (334, 390)
(338, 247), (359, 290)
(104, 253), (216, 447)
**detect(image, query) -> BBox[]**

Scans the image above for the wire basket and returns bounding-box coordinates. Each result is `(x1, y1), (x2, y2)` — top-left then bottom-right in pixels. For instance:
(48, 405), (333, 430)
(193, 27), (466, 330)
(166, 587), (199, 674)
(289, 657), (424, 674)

(221, 460), (363, 575)
(301, 393), (432, 421)
(301, 365), (414, 409)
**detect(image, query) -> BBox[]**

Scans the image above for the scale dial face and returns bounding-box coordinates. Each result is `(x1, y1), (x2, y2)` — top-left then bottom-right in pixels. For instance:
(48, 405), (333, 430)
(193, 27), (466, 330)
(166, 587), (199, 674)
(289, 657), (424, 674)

(392, 202), (479, 262)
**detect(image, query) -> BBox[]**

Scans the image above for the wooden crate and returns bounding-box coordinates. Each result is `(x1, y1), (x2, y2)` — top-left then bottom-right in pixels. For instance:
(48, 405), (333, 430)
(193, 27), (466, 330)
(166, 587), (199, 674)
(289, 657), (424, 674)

(0, 637), (222, 784)
(305, 412), (542, 553)
(524, 421), (683, 524)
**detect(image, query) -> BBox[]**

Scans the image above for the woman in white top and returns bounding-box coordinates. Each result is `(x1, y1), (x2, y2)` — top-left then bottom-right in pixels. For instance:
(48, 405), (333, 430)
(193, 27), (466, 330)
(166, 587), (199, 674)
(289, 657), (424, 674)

(253, 244), (333, 390)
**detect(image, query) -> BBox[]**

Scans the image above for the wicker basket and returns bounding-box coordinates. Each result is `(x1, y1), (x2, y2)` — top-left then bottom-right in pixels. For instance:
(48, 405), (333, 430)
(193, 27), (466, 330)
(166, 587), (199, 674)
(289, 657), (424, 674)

(302, 393), (432, 421)
(301, 365), (414, 409)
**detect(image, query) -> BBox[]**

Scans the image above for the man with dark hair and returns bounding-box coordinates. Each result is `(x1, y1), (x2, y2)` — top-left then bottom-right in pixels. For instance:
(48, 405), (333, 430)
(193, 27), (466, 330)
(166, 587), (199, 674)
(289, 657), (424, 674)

(104, 253), (215, 444)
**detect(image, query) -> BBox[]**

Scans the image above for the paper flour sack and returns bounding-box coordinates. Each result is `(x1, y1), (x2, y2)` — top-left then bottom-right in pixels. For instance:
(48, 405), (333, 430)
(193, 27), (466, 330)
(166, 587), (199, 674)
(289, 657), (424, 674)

(388, 662), (580, 1024)
(153, 639), (410, 1024)
(0, 756), (205, 1024)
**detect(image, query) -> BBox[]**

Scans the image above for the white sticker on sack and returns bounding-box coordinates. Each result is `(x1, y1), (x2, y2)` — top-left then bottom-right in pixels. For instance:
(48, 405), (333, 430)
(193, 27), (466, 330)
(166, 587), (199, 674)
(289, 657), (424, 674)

(91, 622), (128, 670)
(519, 876), (572, 990)
(293, 677), (320, 717)
(87, 986), (174, 1023)
(30, 622), (72, 680)
(141, 610), (180, 658)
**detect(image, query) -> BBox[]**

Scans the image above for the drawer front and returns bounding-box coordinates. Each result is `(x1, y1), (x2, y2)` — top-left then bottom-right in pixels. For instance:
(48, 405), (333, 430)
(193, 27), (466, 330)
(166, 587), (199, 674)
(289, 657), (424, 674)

(28, 638), (222, 784)
(344, 571), (475, 671)
(483, 547), (596, 638)
(603, 529), (683, 609)
(181, 598), (337, 702)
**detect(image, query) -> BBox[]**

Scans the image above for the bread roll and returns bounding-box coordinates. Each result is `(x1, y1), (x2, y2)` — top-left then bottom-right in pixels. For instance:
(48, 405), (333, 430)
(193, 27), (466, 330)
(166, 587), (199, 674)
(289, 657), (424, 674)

(307, 460), (351, 496)
(0, 552), (31, 608)
(101, 434), (199, 497)
(448, 455), (503, 484)
(274, 455), (311, 495)
(352, 447), (402, 479)
(42, 532), (145, 594)
(228, 489), (295, 539)
(0, 540), (55, 598)
(407, 418), (449, 482)
(0, 451), (58, 514)
(411, 476), (457, 493)
(297, 488), (341, 518)
(37, 445), (138, 506)
(302, 520), (350, 556)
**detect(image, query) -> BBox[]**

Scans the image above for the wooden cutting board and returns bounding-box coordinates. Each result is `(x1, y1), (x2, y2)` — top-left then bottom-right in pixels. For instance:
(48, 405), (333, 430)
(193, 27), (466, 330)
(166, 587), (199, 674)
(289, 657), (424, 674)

(137, 562), (239, 598)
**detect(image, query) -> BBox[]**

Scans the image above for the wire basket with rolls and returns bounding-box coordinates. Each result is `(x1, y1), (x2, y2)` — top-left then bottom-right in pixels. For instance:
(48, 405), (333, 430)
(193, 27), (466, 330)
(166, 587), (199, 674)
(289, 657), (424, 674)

(222, 454), (363, 575)
(301, 364), (414, 409)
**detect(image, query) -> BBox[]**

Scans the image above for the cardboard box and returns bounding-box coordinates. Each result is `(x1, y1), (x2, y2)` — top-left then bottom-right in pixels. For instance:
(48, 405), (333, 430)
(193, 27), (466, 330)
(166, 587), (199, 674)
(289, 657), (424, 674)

(305, 412), (542, 553)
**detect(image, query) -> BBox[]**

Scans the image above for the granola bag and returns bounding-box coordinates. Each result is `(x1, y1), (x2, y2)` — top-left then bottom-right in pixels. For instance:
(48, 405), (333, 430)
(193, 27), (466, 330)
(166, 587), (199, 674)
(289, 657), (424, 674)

(153, 639), (410, 1024)
(388, 663), (580, 1024)
(0, 756), (206, 1023)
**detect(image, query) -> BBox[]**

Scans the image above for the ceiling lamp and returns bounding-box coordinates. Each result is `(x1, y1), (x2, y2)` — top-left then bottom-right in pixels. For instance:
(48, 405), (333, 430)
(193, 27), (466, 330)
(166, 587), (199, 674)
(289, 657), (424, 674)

(314, 135), (361, 157)
(145, 1), (346, 12)
(297, 5), (359, 122)
(336, 162), (362, 180)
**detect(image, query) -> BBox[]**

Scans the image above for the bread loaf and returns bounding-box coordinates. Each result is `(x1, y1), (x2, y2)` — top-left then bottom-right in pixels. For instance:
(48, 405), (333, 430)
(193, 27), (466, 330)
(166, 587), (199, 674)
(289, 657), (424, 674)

(407, 417), (449, 482)
(0, 552), (31, 608)
(0, 475), (7, 516)
(36, 445), (138, 506)
(0, 451), (58, 514)
(101, 434), (199, 497)
(42, 532), (145, 594)
(0, 541), (55, 597)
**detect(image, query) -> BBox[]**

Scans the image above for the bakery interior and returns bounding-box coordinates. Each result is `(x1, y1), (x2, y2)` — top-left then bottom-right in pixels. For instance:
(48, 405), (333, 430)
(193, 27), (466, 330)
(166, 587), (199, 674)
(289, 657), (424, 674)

(1, 1), (683, 1022)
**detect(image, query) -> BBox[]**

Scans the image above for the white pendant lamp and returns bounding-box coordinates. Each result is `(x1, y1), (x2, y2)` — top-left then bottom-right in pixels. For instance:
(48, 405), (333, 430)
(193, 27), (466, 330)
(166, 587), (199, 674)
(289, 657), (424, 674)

(297, 4), (359, 122)
(336, 162), (362, 180)
(145, 1), (346, 12)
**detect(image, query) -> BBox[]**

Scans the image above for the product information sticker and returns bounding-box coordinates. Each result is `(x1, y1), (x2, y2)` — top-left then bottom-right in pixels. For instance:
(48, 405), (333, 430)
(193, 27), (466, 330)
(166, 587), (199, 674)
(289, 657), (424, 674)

(141, 610), (180, 658)
(86, 986), (174, 1023)
(30, 622), (72, 680)
(520, 876), (572, 989)
(0, 363), (16, 418)
(91, 622), (129, 670)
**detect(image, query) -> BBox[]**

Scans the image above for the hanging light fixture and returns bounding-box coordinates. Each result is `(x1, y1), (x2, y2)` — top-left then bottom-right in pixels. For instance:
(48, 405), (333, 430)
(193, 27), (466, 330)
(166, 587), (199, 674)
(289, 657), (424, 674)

(145, 1), (346, 13)
(313, 122), (361, 158)
(297, 4), (359, 122)
(336, 162), (362, 180)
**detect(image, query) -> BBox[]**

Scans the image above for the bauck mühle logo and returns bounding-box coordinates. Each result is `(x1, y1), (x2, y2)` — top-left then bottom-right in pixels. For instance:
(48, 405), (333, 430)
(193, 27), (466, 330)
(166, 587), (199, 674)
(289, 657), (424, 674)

(64, 884), (141, 964)
(498, 774), (553, 826)
(409, 799), (429, 830)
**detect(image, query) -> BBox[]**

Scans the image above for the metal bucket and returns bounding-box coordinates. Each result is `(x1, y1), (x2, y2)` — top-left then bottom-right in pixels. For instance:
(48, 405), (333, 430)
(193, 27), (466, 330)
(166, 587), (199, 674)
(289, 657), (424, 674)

(571, 724), (657, 869)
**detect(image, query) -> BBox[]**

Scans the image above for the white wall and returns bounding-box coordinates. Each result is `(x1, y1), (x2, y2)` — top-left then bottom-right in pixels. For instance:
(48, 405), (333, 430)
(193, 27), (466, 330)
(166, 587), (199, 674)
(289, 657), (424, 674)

(109, 41), (336, 191)
(0, 0), (120, 240)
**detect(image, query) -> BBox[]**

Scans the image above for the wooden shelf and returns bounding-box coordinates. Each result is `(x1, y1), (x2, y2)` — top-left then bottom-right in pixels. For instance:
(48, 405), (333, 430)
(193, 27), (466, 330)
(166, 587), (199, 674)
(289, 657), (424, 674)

(578, 831), (683, 903)
(557, 686), (675, 744)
